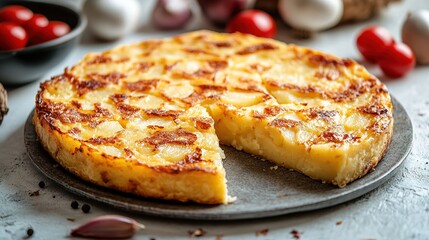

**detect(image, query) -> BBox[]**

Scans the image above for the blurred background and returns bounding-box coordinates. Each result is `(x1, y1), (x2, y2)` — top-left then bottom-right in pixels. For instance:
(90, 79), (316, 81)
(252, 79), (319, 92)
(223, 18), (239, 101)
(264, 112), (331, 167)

(4, 0), (426, 77)
(1, 1), (429, 239)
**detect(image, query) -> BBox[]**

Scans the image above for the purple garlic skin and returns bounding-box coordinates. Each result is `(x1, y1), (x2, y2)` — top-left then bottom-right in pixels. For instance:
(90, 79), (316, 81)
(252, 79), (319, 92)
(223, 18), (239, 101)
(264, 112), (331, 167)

(152, 0), (193, 30)
(71, 215), (145, 239)
(402, 10), (429, 65)
(197, 0), (255, 26)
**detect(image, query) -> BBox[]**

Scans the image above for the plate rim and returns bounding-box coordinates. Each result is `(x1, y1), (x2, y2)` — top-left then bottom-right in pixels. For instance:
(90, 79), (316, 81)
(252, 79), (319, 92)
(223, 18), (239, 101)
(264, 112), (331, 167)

(24, 96), (413, 220)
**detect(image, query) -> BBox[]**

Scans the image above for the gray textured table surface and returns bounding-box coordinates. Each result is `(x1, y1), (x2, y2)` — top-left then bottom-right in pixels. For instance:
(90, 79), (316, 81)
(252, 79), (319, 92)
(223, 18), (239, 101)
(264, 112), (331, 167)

(1, 0), (428, 239)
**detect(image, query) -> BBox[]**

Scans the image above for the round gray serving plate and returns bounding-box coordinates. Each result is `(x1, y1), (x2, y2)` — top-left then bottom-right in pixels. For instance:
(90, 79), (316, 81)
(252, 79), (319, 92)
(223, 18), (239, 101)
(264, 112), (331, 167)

(24, 97), (412, 220)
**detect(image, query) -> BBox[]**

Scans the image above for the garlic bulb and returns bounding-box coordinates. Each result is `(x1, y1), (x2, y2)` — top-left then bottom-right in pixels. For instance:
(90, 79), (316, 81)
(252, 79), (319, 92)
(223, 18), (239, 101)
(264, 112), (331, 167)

(152, 0), (193, 30)
(83, 0), (141, 41)
(402, 10), (429, 64)
(0, 83), (7, 125)
(198, 0), (256, 26)
(278, 0), (343, 32)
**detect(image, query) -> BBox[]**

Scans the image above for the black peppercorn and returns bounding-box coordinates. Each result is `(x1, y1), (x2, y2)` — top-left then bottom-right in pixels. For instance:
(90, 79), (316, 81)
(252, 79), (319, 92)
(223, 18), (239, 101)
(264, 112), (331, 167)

(81, 204), (91, 213)
(38, 181), (45, 188)
(71, 200), (79, 209)
(26, 228), (34, 237)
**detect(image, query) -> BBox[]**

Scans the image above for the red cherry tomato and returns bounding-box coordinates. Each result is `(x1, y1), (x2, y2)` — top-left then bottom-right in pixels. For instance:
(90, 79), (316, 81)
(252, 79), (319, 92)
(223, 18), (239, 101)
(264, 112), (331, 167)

(356, 26), (394, 63)
(0, 5), (33, 25)
(0, 22), (28, 51)
(226, 10), (276, 38)
(22, 13), (48, 40)
(378, 42), (415, 78)
(29, 21), (70, 46)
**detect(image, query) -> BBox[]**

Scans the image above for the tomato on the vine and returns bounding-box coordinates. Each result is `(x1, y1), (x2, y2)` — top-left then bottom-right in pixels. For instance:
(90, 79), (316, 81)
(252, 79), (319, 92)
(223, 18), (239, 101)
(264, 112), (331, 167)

(378, 42), (415, 78)
(22, 13), (49, 40)
(29, 21), (70, 46)
(226, 10), (276, 38)
(0, 22), (28, 51)
(0, 5), (33, 24)
(356, 26), (394, 63)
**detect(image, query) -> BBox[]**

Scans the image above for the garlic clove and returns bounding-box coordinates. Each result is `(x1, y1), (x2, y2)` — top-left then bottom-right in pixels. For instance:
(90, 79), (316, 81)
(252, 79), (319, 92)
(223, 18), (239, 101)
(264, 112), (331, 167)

(402, 10), (429, 65)
(71, 215), (145, 239)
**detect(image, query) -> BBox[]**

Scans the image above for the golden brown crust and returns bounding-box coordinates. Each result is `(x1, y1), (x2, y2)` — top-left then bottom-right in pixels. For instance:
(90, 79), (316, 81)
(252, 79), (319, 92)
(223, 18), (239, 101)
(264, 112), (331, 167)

(236, 43), (278, 55)
(33, 111), (225, 203)
(193, 117), (214, 131)
(143, 129), (198, 148)
(269, 119), (301, 128)
(125, 79), (159, 92)
(143, 109), (183, 118)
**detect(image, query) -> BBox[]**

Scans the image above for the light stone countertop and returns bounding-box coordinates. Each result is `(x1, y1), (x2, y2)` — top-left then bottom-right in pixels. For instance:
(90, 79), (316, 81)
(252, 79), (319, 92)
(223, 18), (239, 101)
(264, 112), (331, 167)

(1, 0), (428, 239)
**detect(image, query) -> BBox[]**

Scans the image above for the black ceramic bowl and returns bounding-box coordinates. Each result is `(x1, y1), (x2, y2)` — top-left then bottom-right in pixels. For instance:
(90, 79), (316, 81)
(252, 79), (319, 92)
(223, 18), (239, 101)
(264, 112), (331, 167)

(0, 1), (87, 85)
